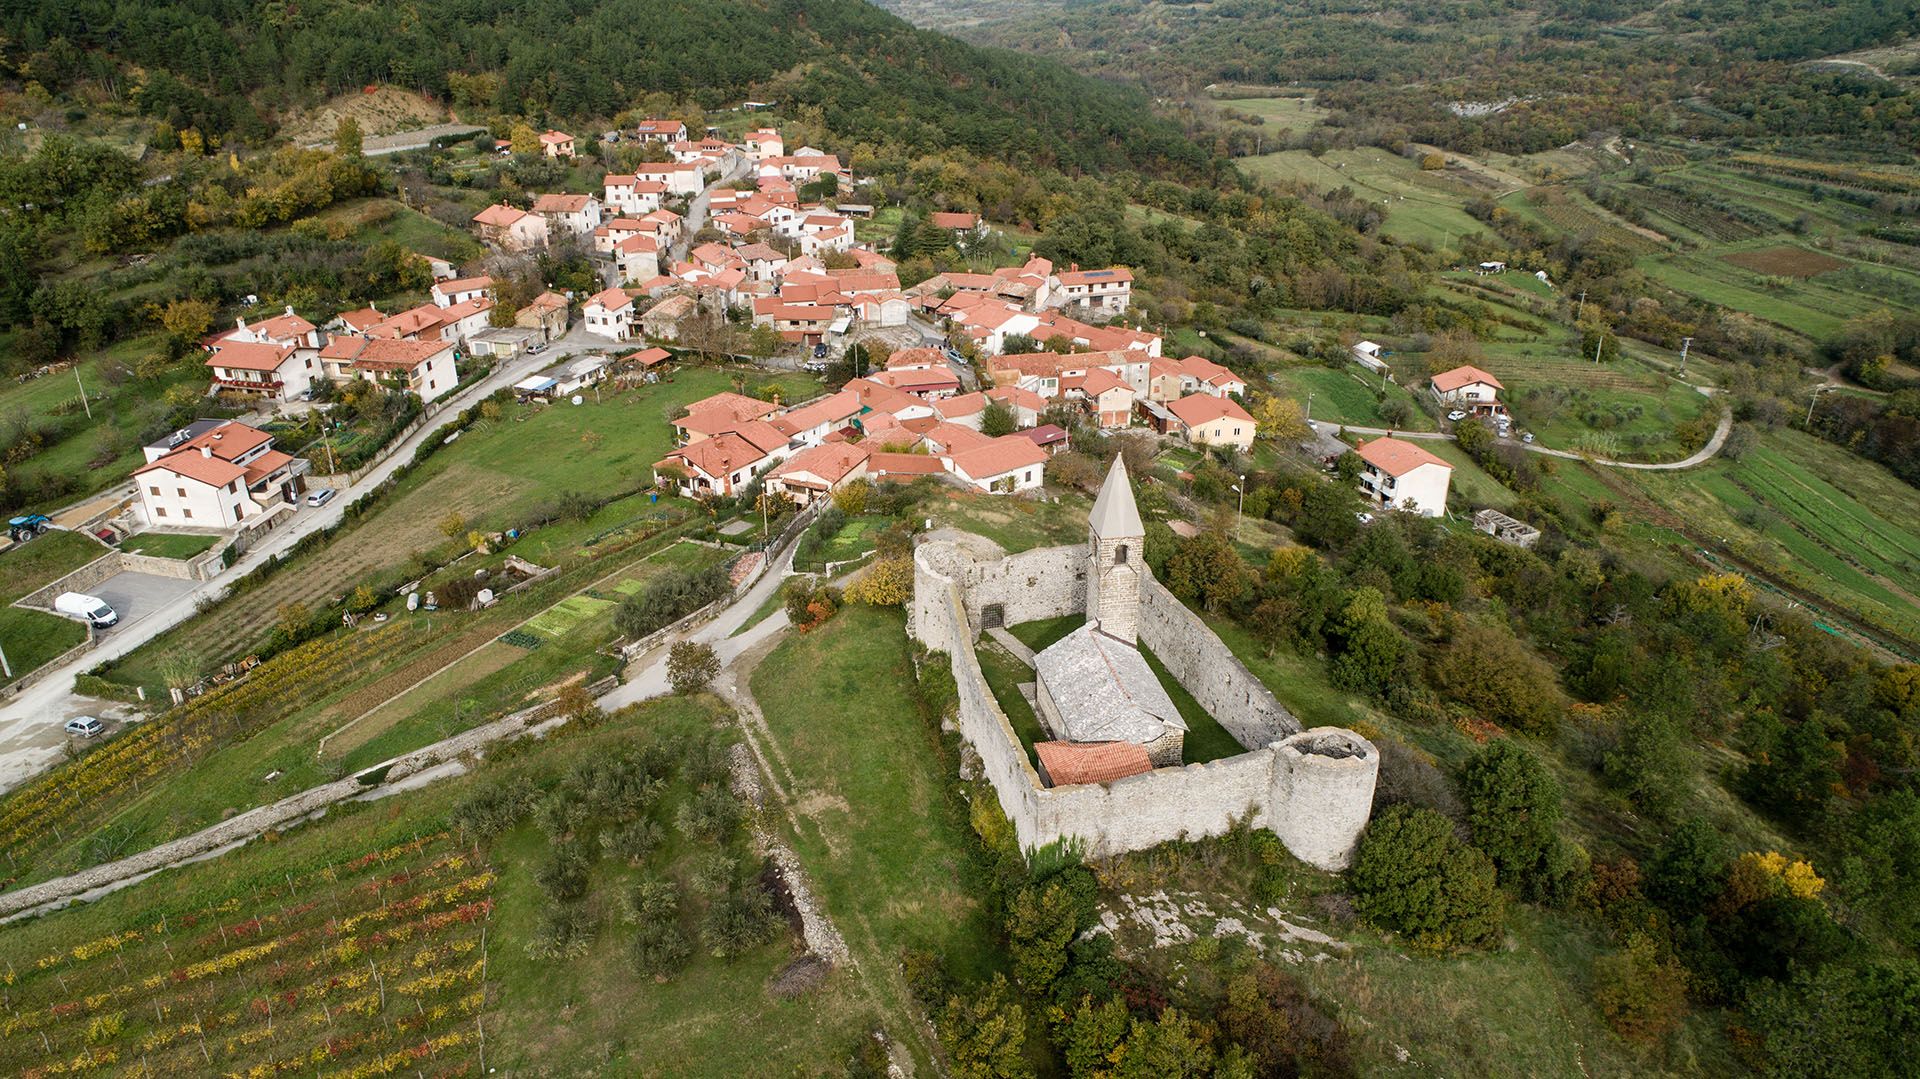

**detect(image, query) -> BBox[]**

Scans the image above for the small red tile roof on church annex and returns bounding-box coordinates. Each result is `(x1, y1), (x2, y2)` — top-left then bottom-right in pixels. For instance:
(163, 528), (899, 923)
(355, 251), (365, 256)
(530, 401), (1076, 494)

(1035, 741), (1154, 787)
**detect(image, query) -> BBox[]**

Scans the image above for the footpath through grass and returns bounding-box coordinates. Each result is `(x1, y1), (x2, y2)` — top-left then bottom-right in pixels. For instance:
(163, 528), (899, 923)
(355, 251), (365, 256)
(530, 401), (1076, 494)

(752, 604), (1005, 1070)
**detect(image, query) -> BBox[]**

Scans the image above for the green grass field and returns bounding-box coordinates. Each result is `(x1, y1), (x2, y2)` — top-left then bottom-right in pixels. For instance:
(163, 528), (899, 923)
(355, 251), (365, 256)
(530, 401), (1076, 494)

(0, 528), (107, 686)
(753, 605), (1005, 1071)
(1242, 147), (1489, 248)
(1217, 94), (1331, 128)
(120, 531), (221, 559)
(1618, 429), (1920, 650)
(1267, 364), (1438, 431)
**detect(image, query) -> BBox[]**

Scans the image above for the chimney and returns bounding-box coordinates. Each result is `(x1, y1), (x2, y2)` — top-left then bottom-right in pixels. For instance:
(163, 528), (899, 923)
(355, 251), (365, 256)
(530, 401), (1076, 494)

(285, 304), (295, 316)
(236, 316), (247, 333)
(200, 445), (212, 458)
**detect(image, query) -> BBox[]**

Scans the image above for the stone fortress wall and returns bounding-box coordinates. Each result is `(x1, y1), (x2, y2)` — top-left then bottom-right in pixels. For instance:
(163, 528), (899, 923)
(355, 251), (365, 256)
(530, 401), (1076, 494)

(911, 539), (1379, 871)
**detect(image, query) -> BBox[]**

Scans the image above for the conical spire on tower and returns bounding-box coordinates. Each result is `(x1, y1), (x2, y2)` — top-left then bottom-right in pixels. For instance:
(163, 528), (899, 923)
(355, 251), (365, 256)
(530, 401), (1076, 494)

(1089, 454), (1144, 541)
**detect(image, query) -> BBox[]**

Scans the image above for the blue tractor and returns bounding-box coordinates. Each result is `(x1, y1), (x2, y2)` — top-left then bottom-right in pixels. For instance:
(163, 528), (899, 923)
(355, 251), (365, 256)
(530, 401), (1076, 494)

(8, 514), (50, 542)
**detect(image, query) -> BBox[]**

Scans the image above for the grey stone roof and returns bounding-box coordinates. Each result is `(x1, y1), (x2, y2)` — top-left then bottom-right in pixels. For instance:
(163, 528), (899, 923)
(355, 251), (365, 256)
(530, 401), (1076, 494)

(1089, 455), (1143, 540)
(1034, 623), (1184, 744)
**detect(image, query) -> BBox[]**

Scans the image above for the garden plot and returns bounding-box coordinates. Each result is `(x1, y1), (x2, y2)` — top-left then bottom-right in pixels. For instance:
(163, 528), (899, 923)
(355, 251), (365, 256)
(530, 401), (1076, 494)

(522, 594), (616, 638)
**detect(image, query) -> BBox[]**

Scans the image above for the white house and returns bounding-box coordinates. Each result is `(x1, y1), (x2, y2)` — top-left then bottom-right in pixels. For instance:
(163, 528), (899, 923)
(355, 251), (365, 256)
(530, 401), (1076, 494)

(539, 130), (576, 159)
(1052, 267), (1132, 316)
(633, 162), (705, 197)
(634, 119), (688, 144)
(603, 175), (667, 217)
(584, 287), (638, 340)
(1166, 393), (1256, 451)
(472, 204), (548, 250)
(531, 193), (603, 239)
(204, 340), (320, 400)
(318, 337), (459, 405)
(742, 128), (784, 161)
(431, 276), (493, 308)
(946, 436), (1048, 494)
(224, 307), (321, 350)
(1429, 365), (1505, 416)
(1355, 436), (1453, 518)
(766, 442), (870, 505)
(1350, 340), (1390, 375)
(134, 420), (304, 528)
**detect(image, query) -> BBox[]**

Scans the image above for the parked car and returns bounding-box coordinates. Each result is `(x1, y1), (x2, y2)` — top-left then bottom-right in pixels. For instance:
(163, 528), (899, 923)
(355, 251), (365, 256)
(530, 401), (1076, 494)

(1446, 409), (1468, 422)
(54, 592), (118, 628)
(63, 716), (105, 738)
(527, 342), (548, 355)
(1355, 512), (1375, 524)
(812, 343), (829, 358)
(803, 359), (830, 373)
(305, 488), (337, 508)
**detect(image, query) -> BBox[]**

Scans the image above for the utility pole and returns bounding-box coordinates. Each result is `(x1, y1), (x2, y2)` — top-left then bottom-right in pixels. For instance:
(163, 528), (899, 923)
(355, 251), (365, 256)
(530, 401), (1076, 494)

(0, 640), (11, 679)
(1304, 392), (1315, 424)
(1575, 290), (1586, 323)
(1805, 385), (1826, 427)
(74, 366), (91, 420)
(1678, 336), (1692, 378)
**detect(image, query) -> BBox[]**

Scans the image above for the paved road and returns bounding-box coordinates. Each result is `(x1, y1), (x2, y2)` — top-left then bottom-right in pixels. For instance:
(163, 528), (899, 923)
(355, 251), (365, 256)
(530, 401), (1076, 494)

(672, 158), (750, 266)
(0, 329), (608, 795)
(598, 540), (799, 709)
(1333, 401), (1732, 472)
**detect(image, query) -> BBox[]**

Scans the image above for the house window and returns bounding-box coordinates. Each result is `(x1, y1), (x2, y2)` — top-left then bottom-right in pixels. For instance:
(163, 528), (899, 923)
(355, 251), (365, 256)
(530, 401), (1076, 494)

(155, 508), (166, 517)
(149, 485), (160, 495)
(182, 509), (192, 519)
(177, 488), (187, 497)
(1115, 544), (1129, 565)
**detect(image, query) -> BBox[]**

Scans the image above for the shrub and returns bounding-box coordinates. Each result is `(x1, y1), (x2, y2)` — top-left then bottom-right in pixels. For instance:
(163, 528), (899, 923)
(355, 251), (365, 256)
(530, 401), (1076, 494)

(667, 640), (720, 694)
(600, 818), (663, 864)
(844, 555), (913, 606)
(1349, 804), (1504, 953)
(1456, 739), (1584, 903)
(631, 921), (692, 977)
(526, 904), (595, 960)
(450, 784), (536, 841)
(699, 878), (783, 957)
(675, 786), (741, 843)
(619, 876), (681, 924)
(534, 841), (592, 901)
(1591, 933), (1689, 1041)
(614, 564), (731, 639)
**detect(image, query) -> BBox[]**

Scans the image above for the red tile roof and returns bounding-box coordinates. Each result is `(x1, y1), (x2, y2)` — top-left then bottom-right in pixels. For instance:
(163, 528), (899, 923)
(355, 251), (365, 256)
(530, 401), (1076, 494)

(929, 211), (979, 230)
(1167, 393), (1253, 428)
(1430, 365), (1505, 393)
(1356, 436), (1452, 477)
(949, 435), (1048, 480)
(1035, 741), (1153, 786)
(207, 341), (295, 373)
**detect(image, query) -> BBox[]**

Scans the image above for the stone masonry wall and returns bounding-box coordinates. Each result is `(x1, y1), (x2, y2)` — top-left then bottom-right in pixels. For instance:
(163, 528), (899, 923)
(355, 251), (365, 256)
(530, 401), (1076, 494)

(1137, 576), (1299, 751)
(911, 539), (1376, 871)
(959, 544), (1085, 633)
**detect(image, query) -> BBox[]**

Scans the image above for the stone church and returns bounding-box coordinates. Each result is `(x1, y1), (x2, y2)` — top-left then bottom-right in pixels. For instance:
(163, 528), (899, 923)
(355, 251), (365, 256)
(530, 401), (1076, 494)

(1032, 458), (1186, 768)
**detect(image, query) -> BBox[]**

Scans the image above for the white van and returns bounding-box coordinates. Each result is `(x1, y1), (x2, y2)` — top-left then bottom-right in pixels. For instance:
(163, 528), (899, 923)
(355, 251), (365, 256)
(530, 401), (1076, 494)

(54, 592), (118, 628)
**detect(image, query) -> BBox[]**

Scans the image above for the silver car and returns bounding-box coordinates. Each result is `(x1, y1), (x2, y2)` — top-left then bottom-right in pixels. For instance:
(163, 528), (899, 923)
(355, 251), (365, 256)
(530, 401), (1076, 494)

(64, 716), (105, 738)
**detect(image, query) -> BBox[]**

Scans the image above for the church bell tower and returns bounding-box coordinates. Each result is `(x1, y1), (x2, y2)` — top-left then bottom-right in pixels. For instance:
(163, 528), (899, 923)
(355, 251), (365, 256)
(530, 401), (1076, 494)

(1087, 455), (1145, 643)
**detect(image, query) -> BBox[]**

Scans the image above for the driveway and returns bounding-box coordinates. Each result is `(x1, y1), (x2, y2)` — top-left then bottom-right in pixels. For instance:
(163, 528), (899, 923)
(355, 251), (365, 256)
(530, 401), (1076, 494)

(91, 571), (200, 632)
(0, 340), (573, 794)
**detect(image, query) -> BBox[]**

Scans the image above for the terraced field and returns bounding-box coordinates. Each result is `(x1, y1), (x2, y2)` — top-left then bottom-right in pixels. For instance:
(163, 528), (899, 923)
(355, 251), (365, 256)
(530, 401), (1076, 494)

(1620, 431), (1920, 653)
